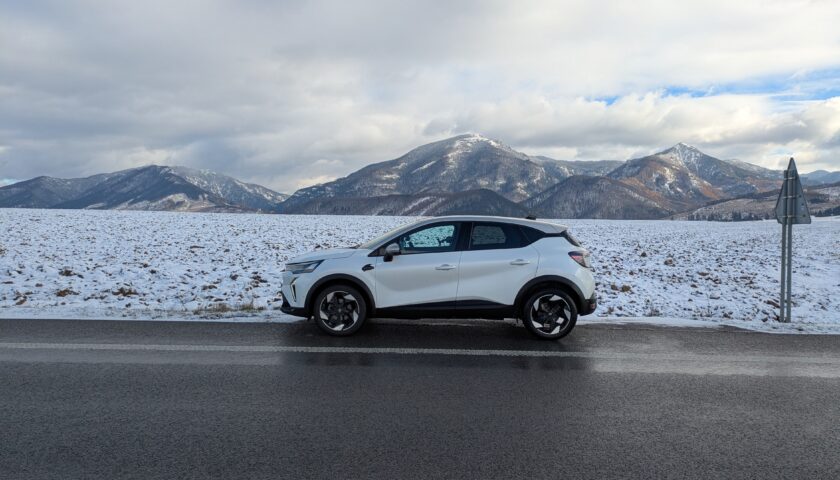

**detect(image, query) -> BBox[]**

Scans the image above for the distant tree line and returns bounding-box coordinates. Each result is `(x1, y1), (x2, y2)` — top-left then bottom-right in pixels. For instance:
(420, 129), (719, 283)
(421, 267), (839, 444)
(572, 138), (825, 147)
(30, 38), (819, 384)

(687, 205), (839, 221)
(687, 211), (772, 222)
(815, 205), (840, 217)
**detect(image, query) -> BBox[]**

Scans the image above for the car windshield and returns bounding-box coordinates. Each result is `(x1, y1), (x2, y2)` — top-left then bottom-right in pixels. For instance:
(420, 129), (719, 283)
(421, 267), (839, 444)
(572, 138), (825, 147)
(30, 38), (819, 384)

(358, 222), (416, 249)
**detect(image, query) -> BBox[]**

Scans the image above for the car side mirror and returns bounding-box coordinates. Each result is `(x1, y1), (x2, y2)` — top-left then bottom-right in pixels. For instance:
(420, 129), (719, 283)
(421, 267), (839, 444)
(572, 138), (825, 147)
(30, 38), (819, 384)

(384, 243), (401, 262)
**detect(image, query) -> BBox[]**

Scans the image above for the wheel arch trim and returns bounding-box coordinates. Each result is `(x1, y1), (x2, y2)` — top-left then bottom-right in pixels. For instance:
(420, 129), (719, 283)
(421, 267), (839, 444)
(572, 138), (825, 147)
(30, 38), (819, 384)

(304, 274), (376, 315)
(514, 275), (585, 312)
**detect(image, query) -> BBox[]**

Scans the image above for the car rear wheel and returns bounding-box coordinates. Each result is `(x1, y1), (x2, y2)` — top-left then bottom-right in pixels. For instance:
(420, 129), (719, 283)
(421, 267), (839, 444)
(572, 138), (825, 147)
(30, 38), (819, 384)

(313, 284), (368, 336)
(522, 288), (578, 340)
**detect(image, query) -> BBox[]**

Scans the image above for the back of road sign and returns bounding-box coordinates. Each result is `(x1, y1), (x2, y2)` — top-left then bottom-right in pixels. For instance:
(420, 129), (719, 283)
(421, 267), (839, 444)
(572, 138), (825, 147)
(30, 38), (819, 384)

(775, 158), (811, 225)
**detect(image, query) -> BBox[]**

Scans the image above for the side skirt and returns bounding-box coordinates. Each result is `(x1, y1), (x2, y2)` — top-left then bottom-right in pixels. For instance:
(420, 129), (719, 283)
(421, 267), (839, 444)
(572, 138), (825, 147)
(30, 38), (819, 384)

(373, 301), (516, 320)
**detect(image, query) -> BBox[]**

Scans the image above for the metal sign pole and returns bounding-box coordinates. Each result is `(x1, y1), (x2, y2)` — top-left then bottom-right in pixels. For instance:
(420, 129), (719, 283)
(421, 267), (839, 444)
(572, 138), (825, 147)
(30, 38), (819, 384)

(774, 157), (811, 323)
(785, 170), (794, 322)
(779, 169), (788, 322)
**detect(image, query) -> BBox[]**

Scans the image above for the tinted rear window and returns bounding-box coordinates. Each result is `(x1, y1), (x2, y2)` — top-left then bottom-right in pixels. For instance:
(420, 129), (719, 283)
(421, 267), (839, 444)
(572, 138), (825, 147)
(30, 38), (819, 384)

(519, 226), (581, 247)
(519, 226), (546, 244)
(469, 223), (527, 250)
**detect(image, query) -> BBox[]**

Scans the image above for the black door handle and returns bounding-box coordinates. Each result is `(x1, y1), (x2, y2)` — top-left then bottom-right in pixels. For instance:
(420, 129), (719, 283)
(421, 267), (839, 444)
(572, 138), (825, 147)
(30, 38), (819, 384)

(362, 264), (374, 272)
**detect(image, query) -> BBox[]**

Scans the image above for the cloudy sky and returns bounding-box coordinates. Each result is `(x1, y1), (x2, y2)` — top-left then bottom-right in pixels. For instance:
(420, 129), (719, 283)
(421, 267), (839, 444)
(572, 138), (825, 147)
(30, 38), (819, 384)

(1, 0), (839, 192)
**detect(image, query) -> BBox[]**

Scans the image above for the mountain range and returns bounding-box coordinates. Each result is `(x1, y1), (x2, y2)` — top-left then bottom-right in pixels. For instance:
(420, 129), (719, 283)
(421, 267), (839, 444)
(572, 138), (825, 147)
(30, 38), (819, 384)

(1, 134), (837, 219)
(0, 165), (288, 212)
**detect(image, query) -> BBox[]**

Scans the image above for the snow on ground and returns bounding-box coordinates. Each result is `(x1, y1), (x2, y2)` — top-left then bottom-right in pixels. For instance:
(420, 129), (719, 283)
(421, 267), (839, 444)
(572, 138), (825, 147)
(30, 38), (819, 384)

(571, 217), (840, 333)
(1, 209), (838, 333)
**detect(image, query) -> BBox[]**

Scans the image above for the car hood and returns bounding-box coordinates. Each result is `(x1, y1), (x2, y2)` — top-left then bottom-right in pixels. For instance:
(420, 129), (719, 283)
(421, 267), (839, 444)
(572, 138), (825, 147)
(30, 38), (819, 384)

(287, 248), (359, 264)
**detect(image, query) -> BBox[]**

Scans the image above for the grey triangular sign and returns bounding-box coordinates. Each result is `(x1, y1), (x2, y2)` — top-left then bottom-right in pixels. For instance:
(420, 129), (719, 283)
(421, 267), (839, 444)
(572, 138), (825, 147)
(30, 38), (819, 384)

(775, 157), (811, 224)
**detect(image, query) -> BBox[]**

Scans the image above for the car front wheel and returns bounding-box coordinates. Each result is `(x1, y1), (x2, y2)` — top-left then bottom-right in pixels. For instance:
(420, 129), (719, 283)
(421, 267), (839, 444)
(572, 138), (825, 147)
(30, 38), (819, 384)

(313, 284), (368, 336)
(522, 288), (578, 340)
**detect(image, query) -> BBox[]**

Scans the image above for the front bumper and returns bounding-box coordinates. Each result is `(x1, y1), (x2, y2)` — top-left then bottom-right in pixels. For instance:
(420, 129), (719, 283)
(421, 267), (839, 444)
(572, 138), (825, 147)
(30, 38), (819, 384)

(281, 270), (317, 313)
(581, 293), (597, 316)
(280, 296), (309, 318)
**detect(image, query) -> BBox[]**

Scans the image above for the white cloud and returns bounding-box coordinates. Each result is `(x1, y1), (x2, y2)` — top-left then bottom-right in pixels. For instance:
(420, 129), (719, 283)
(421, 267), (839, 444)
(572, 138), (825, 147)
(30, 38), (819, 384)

(1, 0), (839, 192)
(454, 93), (840, 168)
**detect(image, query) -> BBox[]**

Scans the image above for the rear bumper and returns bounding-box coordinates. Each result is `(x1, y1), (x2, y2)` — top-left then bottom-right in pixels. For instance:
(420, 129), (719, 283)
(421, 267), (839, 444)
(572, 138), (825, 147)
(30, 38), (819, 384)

(280, 297), (309, 318)
(581, 293), (597, 316)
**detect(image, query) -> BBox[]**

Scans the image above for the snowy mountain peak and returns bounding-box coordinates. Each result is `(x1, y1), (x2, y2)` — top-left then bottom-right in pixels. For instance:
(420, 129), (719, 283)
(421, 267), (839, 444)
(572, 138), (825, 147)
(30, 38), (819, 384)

(656, 142), (708, 168)
(446, 133), (507, 152)
(453, 132), (491, 142)
(281, 133), (557, 209)
(664, 142), (701, 155)
(445, 133), (510, 158)
(169, 166), (289, 207)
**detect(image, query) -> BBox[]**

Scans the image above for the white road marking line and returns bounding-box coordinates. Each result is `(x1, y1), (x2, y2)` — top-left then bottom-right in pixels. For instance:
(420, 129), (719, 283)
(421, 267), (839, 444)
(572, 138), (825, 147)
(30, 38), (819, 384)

(1, 342), (839, 365)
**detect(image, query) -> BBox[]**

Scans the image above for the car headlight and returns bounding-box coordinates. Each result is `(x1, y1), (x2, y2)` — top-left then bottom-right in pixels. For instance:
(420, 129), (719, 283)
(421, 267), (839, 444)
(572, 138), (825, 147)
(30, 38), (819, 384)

(283, 260), (323, 274)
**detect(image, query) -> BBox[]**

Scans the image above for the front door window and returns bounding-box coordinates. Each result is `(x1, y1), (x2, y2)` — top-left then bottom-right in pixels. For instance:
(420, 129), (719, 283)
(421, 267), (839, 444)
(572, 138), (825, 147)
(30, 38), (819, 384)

(398, 224), (458, 254)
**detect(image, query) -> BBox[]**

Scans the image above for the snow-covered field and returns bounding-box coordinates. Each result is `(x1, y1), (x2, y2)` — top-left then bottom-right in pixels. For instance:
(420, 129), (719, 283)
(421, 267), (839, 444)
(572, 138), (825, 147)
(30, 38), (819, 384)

(2, 209), (839, 333)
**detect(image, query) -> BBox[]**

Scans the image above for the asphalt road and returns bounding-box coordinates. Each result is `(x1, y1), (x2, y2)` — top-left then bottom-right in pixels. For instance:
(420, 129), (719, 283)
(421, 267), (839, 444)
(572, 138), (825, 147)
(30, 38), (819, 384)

(1, 318), (839, 479)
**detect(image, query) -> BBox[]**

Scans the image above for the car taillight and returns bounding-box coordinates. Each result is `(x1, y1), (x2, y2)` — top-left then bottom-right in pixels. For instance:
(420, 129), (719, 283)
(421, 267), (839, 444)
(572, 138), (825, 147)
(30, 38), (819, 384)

(569, 251), (591, 269)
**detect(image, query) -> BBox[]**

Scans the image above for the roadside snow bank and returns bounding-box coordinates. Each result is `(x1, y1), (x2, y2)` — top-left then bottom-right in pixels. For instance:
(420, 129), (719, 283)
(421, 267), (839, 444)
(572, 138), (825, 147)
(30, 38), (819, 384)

(2, 209), (838, 333)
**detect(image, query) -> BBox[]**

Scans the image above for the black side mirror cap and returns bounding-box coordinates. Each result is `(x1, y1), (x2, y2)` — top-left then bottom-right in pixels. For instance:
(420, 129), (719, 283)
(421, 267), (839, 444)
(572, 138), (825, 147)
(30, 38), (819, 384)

(383, 243), (400, 262)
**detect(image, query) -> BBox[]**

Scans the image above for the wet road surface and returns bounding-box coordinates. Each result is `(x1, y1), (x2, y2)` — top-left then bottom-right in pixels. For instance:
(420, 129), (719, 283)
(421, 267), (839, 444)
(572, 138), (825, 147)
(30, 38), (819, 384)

(1, 318), (839, 479)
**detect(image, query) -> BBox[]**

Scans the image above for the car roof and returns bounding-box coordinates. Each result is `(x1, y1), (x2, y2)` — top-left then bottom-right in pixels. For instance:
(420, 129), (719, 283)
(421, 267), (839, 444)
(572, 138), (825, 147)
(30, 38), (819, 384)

(412, 215), (567, 234)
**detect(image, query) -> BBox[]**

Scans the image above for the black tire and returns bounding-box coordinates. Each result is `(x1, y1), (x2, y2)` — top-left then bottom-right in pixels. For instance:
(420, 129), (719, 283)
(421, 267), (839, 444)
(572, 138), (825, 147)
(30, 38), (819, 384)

(312, 284), (368, 336)
(521, 288), (578, 340)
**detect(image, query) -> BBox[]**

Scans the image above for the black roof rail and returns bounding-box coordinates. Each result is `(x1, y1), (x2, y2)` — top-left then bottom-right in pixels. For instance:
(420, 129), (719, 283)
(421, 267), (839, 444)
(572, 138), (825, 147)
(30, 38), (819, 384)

(525, 214), (537, 220)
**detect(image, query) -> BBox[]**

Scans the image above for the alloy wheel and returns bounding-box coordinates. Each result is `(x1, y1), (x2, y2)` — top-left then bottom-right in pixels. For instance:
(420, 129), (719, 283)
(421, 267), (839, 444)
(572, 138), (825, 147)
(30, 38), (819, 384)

(318, 291), (360, 332)
(529, 294), (571, 335)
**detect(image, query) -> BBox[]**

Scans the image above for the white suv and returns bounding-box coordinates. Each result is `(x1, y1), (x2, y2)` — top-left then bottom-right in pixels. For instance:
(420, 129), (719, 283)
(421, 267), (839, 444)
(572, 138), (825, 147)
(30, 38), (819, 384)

(281, 216), (597, 339)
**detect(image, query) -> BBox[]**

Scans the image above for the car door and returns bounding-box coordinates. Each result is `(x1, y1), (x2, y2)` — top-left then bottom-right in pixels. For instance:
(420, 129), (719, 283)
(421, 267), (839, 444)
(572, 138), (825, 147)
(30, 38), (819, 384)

(456, 222), (539, 307)
(373, 221), (463, 310)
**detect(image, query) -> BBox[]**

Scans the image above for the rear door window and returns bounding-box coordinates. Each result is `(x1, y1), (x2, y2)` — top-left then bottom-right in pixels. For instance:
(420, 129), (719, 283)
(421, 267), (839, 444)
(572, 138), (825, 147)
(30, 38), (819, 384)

(469, 223), (527, 250)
